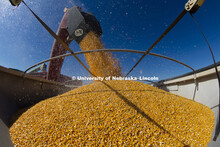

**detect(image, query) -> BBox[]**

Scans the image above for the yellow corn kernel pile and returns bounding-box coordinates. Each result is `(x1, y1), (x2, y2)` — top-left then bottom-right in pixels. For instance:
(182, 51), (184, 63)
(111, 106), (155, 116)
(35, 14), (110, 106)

(10, 80), (214, 146)
(79, 31), (122, 77)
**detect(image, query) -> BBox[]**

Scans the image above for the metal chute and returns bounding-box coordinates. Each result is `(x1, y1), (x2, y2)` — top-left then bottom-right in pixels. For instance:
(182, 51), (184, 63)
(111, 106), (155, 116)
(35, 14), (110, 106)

(9, 0), (23, 6)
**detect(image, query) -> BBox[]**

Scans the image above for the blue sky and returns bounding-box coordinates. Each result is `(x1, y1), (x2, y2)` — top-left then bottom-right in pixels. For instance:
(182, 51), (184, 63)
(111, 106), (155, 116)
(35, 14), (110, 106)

(0, 0), (220, 81)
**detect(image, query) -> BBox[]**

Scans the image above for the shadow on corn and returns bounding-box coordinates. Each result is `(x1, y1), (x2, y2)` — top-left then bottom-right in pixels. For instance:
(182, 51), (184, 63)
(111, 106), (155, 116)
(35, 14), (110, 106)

(59, 89), (168, 97)
(100, 81), (190, 147)
(9, 105), (34, 127)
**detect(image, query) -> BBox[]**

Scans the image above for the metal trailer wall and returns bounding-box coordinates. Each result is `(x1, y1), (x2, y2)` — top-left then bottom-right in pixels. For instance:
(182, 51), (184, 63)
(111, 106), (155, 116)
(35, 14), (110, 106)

(0, 66), (72, 147)
(158, 65), (220, 146)
(1, 64), (220, 146)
